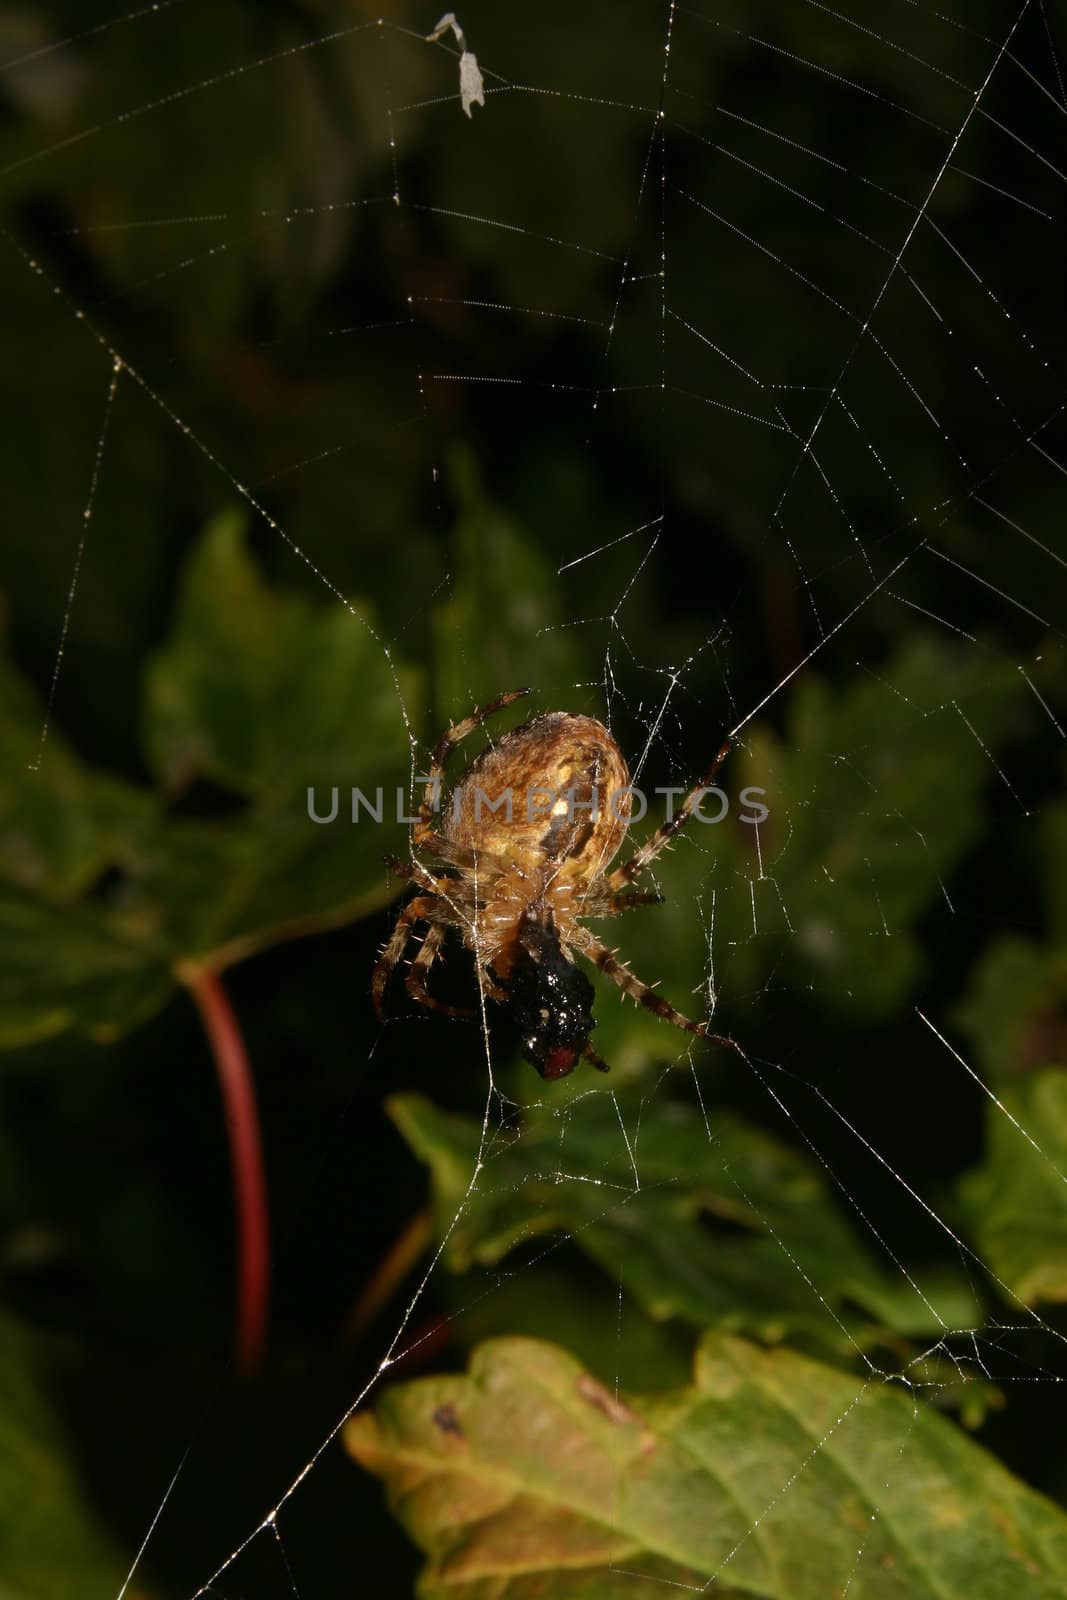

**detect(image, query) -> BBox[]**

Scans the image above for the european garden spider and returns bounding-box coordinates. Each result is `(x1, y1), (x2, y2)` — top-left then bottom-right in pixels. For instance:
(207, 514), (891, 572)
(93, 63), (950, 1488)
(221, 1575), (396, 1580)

(371, 689), (739, 1077)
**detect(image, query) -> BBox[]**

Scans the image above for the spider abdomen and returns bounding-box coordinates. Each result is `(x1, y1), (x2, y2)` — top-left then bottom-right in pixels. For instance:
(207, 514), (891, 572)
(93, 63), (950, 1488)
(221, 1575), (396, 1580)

(443, 712), (631, 878)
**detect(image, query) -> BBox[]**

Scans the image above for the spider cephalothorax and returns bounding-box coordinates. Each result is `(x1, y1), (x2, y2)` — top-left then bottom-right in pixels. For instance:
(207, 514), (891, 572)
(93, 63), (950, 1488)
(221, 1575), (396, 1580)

(372, 689), (737, 1077)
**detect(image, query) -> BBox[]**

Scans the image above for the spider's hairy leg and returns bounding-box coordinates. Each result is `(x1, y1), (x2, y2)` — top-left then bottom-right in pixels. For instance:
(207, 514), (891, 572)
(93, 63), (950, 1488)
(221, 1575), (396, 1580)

(409, 831), (511, 880)
(372, 894), (440, 1021)
(579, 884), (666, 917)
(414, 687), (534, 847)
(385, 853), (439, 886)
(571, 925), (740, 1056)
(608, 888), (665, 912)
(386, 851), (496, 923)
(406, 923), (476, 1018)
(607, 737), (732, 888)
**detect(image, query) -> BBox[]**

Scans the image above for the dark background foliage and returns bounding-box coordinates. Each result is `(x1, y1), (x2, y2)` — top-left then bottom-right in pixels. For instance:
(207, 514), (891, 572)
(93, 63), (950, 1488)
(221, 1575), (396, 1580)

(0, 3), (1064, 1596)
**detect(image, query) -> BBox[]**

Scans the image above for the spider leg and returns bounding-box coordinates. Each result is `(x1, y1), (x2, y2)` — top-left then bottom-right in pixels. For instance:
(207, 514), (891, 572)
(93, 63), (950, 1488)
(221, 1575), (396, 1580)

(607, 737), (732, 888)
(406, 923), (476, 1018)
(384, 856), (468, 924)
(608, 888), (666, 912)
(372, 894), (440, 1021)
(385, 853), (444, 887)
(578, 883), (666, 917)
(387, 856), (513, 971)
(570, 925), (740, 1055)
(410, 830), (511, 879)
(374, 876), (502, 1021)
(583, 1041), (612, 1073)
(414, 687), (533, 849)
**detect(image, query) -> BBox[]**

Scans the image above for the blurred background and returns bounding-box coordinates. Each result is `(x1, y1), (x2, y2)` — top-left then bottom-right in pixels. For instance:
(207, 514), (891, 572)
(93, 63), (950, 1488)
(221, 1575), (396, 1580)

(0, 2), (1065, 1595)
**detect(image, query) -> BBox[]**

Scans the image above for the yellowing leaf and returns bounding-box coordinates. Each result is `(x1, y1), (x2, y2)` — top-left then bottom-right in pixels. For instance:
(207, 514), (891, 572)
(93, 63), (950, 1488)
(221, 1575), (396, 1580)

(348, 1333), (1067, 1599)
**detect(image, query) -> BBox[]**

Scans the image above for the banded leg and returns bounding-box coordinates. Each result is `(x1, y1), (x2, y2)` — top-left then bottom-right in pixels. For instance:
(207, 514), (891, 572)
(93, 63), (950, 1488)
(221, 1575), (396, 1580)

(385, 857), (507, 962)
(578, 883), (666, 917)
(386, 852), (512, 936)
(414, 687), (533, 848)
(384, 857), (477, 934)
(386, 854), (443, 887)
(571, 926), (740, 1054)
(608, 888), (665, 912)
(607, 737), (732, 888)
(406, 924), (475, 1018)
(372, 895), (439, 1021)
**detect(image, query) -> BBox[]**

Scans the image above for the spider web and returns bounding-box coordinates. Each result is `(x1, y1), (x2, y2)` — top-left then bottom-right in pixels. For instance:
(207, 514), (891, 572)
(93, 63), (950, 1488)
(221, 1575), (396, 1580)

(2, 2), (1066, 1596)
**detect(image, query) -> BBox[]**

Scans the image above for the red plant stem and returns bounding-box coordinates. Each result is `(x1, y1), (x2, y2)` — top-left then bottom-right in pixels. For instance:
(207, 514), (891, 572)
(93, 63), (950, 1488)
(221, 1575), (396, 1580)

(183, 966), (270, 1376)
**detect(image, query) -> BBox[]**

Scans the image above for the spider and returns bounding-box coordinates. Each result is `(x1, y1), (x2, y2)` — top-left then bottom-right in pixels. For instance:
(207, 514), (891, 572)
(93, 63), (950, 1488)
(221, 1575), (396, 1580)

(371, 688), (739, 1078)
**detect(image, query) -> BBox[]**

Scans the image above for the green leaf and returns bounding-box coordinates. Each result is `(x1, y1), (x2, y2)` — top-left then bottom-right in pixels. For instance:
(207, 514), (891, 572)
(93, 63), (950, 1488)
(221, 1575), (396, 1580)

(145, 508), (412, 798)
(0, 887), (172, 1049)
(960, 1068), (1067, 1306)
(713, 641), (1032, 1017)
(0, 625), (172, 1045)
(142, 509), (421, 966)
(0, 1315), (124, 1600)
(0, 665), (152, 902)
(347, 1333), (1067, 1599)
(388, 1091), (977, 1351)
(953, 938), (1067, 1085)
(952, 808), (1067, 1305)
(0, 510), (419, 1045)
